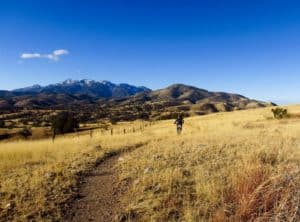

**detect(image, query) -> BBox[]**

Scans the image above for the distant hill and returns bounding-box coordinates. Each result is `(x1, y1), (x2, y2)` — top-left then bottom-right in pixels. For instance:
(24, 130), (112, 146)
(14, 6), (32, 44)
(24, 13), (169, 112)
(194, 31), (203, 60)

(0, 81), (274, 121)
(125, 84), (247, 104)
(0, 80), (150, 110)
(114, 84), (273, 113)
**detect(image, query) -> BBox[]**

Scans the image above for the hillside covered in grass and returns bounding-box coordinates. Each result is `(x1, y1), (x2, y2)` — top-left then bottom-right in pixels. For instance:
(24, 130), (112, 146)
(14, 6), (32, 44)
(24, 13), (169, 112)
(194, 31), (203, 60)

(118, 105), (300, 221)
(0, 105), (299, 221)
(0, 82), (273, 126)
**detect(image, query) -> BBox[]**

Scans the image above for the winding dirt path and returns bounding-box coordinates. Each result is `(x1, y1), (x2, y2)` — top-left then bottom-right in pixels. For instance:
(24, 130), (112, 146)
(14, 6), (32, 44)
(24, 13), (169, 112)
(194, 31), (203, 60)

(66, 154), (123, 222)
(65, 143), (146, 222)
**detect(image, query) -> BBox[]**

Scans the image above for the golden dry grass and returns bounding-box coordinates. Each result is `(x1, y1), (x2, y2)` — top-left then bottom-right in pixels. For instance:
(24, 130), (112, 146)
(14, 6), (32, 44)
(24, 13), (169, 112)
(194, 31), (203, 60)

(0, 120), (151, 221)
(118, 105), (300, 221)
(1, 106), (300, 221)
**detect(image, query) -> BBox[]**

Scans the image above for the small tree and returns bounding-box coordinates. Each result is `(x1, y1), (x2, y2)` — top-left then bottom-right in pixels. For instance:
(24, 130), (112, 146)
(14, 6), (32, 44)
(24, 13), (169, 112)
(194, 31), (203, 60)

(0, 120), (5, 128)
(51, 112), (79, 134)
(271, 108), (288, 119)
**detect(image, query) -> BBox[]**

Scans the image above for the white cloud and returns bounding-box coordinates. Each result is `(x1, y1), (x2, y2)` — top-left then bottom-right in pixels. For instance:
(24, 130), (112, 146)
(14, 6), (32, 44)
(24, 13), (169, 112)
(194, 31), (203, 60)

(21, 53), (41, 59)
(20, 49), (69, 61)
(53, 49), (69, 56)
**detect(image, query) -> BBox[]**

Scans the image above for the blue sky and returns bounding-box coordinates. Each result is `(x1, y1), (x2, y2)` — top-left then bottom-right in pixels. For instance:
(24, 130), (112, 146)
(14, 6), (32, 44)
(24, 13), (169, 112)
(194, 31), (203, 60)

(1, 0), (300, 104)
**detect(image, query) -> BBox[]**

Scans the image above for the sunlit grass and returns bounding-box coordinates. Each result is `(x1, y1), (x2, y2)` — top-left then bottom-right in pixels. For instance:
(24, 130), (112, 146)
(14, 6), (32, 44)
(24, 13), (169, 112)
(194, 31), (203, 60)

(118, 105), (300, 221)
(0, 120), (151, 221)
(1, 106), (300, 221)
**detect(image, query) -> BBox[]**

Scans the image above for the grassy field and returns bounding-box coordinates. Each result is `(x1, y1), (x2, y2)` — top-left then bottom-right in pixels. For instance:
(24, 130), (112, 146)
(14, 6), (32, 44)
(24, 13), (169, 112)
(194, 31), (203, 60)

(0, 106), (300, 221)
(0, 121), (151, 221)
(118, 105), (300, 221)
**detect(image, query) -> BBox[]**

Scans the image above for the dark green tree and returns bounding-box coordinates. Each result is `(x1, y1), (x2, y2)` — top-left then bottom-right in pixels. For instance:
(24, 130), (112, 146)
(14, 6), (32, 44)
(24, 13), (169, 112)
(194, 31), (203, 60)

(0, 120), (5, 128)
(51, 112), (79, 134)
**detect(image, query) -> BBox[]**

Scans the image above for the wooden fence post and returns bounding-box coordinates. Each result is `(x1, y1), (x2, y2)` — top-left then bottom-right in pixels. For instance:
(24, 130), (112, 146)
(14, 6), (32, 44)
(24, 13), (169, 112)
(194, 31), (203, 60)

(52, 130), (56, 143)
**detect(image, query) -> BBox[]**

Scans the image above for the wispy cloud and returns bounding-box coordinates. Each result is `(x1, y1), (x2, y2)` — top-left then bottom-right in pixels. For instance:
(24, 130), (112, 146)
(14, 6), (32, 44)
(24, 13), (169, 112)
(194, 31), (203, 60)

(20, 49), (69, 61)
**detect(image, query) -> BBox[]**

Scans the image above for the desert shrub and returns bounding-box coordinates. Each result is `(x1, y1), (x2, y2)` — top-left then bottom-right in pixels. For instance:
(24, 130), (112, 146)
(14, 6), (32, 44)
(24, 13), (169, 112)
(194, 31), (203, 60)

(7, 121), (16, 129)
(32, 120), (41, 127)
(20, 119), (29, 125)
(51, 112), (79, 134)
(176, 105), (191, 112)
(0, 133), (10, 140)
(0, 120), (5, 128)
(109, 116), (119, 125)
(158, 112), (178, 120)
(158, 112), (190, 120)
(271, 108), (288, 119)
(18, 127), (32, 138)
(138, 112), (150, 120)
(77, 112), (92, 122)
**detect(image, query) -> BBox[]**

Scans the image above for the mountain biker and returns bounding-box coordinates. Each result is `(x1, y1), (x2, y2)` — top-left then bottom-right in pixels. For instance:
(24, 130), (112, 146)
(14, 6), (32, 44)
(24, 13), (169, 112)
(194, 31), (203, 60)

(174, 114), (184, 135)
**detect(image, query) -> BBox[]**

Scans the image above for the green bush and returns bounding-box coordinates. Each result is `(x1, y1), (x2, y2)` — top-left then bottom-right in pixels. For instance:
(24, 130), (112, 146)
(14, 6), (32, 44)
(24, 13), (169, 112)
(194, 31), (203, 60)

(271, 108), (288, 119)
(51, 112), (79, 134)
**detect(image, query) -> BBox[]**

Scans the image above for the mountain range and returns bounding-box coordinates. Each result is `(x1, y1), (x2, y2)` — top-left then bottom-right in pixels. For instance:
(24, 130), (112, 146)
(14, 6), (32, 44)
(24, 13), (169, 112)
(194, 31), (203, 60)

(12, 79), (150, 98)
(0, 80), (274, 120)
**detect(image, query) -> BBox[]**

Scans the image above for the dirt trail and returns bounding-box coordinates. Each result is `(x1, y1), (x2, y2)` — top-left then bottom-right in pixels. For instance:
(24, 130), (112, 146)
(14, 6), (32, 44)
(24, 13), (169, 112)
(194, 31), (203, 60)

(65, 153), (127, 222)
(65, 143), (146, 222)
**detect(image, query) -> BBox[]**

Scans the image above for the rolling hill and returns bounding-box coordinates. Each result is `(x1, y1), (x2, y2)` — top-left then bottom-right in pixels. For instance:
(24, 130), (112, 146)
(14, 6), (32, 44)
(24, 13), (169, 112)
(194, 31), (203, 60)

(110, 84), (274, 117)
(0, 80), (274, 122)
